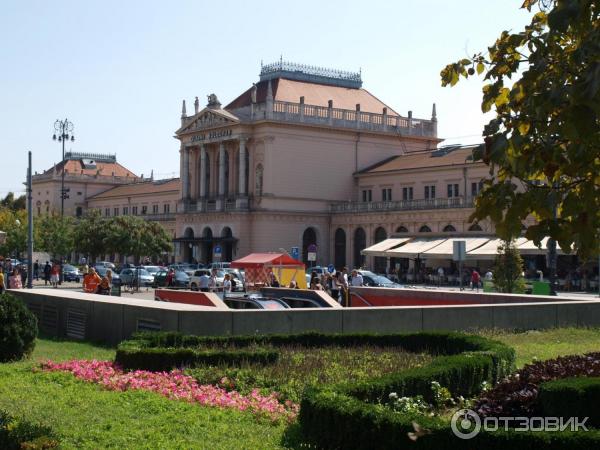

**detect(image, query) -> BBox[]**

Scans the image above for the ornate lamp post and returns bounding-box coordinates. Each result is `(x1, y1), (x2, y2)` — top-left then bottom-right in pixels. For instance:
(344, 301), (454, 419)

(52, 119), (75, 216)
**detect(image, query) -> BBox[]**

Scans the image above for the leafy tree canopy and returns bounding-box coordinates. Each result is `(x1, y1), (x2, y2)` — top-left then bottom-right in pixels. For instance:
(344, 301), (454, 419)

(1, 192), (26, 211)
(441, 0), (600, 259)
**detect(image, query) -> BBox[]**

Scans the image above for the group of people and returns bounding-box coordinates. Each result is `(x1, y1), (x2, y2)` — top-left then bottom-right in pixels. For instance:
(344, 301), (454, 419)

(0, 258), (30, 291)
(307, 267), (363, 306)
(194, 269), (236, 293)
(83, 267), (113, 295)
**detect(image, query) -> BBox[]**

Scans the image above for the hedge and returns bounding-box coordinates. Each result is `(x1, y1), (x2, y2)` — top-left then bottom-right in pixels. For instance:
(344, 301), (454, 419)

(0, 293), (38, 362)
(539, 377), (600, 428)
(0, 409), (58, 449)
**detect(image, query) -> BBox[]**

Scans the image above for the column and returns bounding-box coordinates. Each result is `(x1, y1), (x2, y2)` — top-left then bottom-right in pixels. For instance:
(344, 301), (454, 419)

(236, 138), (248, 209)
(217, 142), (225, 210)
(199, 145), (206, 198)
(182, 147), (190, 200)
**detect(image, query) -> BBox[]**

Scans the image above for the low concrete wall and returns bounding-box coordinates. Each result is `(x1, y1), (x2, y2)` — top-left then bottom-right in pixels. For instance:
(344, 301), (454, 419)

(9, 289), (600, 345)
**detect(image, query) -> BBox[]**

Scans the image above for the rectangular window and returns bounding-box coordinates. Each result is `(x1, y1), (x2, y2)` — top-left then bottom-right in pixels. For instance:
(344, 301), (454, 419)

(105, 208), (110, 217)
(381, 188), (392, 201)
(424, 185), (436, 200)
(113, 207), (119, 216)
(471, 181), (484, 197)
(361, 189), (372, 202)
(447, 184), (459, 198)
(402, 187), (413, 200)
(141, 206), (147, 215)
(163, 204), (170, 213)
(122, 206), (129, 215)
(132, 206), (138, 215)
(152, 204), (159, 214)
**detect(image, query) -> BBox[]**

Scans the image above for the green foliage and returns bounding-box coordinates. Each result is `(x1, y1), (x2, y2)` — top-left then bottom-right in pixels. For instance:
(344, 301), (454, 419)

(35, 214), (74, 259)
(0, 192), (26, 212)
(104, 215), (172, 263)
(0, 208), (28, 257)
(72, 210), (108, 262)
(0, 410), (58, 450)
(539, 377), (600, 427)
(493, 239), (527, 293)
(0, 293), (37, 362)
(441, 0), (600, 260)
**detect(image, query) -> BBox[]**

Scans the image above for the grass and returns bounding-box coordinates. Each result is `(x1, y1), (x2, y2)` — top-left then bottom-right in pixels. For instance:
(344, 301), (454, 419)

(2, 328), (600, 448)
(477, 327), (600, 367)
(0, 337), (294, 449)
(185, 345), (433, 403)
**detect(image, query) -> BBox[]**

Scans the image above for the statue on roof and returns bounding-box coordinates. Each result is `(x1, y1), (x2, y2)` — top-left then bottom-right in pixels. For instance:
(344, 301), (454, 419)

(207, 93), (221, 108)
(251, 83), (257, 103)
(194, 96), (199, 114)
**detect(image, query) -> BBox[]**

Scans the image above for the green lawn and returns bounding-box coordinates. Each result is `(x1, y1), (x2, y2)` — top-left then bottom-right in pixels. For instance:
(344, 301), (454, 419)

(2, 328), (600, 448)
(478, 327), (600, 367)
(0, 337), (295, 450)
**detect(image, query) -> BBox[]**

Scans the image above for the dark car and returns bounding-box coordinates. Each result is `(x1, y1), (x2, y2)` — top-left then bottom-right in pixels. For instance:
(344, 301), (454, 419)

(95, 266), (121, 286)
(358, 270), (401, 288)
(62, 264), (81, 282)
(153, 270), (190, 288)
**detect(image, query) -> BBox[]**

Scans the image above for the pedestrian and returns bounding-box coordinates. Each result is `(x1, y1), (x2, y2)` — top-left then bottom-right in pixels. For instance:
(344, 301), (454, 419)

(50, 262), (61, 288)
(484, 269), (493, 281)
(106, 269), (113, 295)
(9, 268), (22, 289)
(166, 268), (175, 287)
(310, 271), (320, 290)
(20, 265), (27, 287)
(338, 270), (348, 306)
(223, 273), (232, 294)
(43, 261), (51, 286)
(0, 267), (5, 294)
(351, 269), (363, 287)
(33, 259), (39, 281)
(208, 269), (218, 292)
(437, 266), (445, 286)
(83, 268), (101, 293)
(471, 269), (481, 292)
(330, 271), (341, 303)
(199, 271), (210, 292)
(268, 271), (280, 287)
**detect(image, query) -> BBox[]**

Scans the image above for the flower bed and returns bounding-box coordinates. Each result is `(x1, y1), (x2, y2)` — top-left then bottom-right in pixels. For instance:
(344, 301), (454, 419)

(41, 359), (298, 423)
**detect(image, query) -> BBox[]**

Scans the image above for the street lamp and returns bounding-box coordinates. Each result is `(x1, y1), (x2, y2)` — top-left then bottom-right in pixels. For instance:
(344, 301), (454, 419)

(52, 119), (75, 216)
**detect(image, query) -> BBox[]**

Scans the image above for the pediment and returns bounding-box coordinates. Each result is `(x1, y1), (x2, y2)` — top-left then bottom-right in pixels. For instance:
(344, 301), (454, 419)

(177, 108), (240, 135)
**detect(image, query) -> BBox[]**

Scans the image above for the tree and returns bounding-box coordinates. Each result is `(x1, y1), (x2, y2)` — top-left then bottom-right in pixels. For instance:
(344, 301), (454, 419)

(493, 240), (527, 293)
(441, 0), (600, 259)
(36, 214), (75, 259)
(0, 208), (28, 258)
(105, 216), (172, 264)
(73, 210), (108, 263)
(1, 192), (26, 212)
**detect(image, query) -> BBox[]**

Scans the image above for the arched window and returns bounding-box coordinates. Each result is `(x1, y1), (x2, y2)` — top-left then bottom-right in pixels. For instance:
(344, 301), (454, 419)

(334, 228), (346, 269)
(202, 227), (213, 264)
(221, 227), (233, 261)
(395, 226), (408, 233)
(183, 228), (195, 263)
(468, 223), (483, 231)
(255, 164), (263, 197)
(443, 224), (456, 232)
(374, 227), (387, 243)
(184, 227), (195, 239)
(353, 228), (366, 268)
(302, 227), (317, 265)
(419, 225), (432, 233)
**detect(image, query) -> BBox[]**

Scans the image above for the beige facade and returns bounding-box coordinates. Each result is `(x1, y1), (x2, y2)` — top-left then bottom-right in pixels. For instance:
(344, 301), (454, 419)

(174, 62), (445, 266)
(32, 152), (140, 217)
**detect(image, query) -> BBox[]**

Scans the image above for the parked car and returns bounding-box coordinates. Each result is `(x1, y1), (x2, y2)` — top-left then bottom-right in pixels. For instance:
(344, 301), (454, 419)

(95, 266), (121, 286)
(209, 262), (231, 269)
(119, 268), (154, 286)
(140, 265), (162, 277)
(357, 270), (401, 288)
(95, 261), (116, 270)
(189, 269), (226, 291)
(153, 270), (190, 288)
(62, 264), (81, 282)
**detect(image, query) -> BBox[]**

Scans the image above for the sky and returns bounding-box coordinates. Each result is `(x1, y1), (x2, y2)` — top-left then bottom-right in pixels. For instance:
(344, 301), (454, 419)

(0, 0), (534, 197)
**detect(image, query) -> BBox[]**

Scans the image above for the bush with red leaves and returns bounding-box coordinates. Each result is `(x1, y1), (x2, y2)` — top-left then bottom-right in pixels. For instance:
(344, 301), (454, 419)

(475, 352), (600, 417)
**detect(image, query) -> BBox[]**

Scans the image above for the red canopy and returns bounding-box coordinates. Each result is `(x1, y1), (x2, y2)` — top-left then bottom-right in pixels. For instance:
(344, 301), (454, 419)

(231, 253), (304, 268)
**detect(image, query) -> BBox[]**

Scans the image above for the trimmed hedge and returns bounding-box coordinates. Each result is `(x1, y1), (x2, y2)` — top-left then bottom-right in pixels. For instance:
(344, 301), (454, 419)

(0, 409), (58, 449)
(0, 293), (38, 362)
(539, 377), (600, 428)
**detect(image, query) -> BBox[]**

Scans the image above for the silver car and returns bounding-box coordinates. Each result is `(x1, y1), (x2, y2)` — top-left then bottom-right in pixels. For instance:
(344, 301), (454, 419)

(119, 268), (154, 286)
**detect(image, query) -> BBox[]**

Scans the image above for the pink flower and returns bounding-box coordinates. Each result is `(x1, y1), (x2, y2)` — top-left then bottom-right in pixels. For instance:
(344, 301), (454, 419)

(41, 360), (297, 423)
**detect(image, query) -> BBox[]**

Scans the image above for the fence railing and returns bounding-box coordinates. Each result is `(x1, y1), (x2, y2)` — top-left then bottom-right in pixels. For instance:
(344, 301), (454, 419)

(330, 196), (475, 213)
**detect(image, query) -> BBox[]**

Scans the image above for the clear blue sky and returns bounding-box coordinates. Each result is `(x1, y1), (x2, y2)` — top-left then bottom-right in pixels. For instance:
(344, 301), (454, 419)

(0, 0), (533, 196)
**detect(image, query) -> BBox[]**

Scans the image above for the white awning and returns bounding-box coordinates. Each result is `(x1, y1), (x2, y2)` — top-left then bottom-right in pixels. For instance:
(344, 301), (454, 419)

(361, 238), (412, 257)
(517, 237), (566, 255)
(385, 238), (447, 259)
(420, 238), (491, 259)
(465, 237), (566, 260)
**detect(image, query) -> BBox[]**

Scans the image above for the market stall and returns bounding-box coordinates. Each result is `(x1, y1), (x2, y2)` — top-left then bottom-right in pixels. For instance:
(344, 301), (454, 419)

(231, 253), (307, 289)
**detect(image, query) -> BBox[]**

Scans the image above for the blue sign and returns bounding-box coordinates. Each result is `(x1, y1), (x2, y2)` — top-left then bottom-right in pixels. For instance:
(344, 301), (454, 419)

(290, 247), (299, 260)
(307, 244), (317, 253)
(327, 264), (335, 273)
(214, 245), (222, 255)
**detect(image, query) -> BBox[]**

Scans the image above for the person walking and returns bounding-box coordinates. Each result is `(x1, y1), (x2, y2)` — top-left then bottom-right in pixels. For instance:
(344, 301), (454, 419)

(330, 271), (341, 303)
(33, 260), (39, 281)
(199, 271), (210, 292)
(338, 270), (349, 306)
(208, 269), (218, 292)
(50, 262), (61, 288)
(471, 269), (481, 292)
(223, 273), (232, 295)
(83, 267), (101, 293)
(43, 261), (51, 286)
(106, 269), (113, 296)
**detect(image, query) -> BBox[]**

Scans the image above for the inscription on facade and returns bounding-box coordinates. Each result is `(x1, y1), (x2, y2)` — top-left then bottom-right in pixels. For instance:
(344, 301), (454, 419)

(191, 129), (233, 142)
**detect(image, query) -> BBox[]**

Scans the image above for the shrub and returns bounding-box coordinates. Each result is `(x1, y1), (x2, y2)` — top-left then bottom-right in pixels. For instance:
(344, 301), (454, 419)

(539, 377), (600, 428)
(0, 409), (58, 449)
(0, 293), (38, 362)
(476, 352), (600, 417)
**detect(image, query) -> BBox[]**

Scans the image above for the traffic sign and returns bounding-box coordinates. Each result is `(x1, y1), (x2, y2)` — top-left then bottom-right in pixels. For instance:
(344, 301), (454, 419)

(307, 252), (317, 262)
(214, 245), (222, 255)
(307, 244), (317, 253)
(290, 247), (299, 260)
(327, 264), (335, 273)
